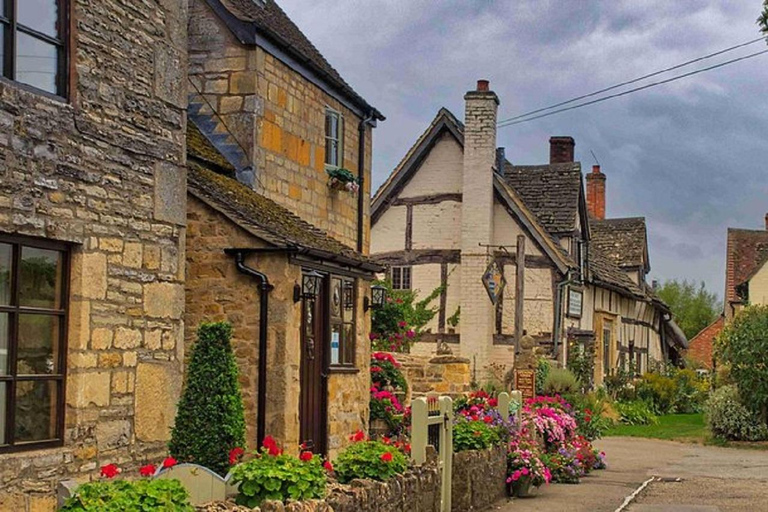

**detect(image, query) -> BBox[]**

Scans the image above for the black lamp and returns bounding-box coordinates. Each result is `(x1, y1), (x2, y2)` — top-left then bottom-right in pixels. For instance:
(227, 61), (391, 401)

(343, 281), (355, 309)
(365, 284), (387, 312)
(294, 270), (323, 302)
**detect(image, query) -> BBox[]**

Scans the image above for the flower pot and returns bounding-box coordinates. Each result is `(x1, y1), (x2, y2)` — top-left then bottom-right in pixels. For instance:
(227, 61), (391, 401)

(369, 419), (390, 440)
(508, 476), (536, 498)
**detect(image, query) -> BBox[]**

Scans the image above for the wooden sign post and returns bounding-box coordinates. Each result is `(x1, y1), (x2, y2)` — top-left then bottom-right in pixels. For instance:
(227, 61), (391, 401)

(514, 369), (536, 400)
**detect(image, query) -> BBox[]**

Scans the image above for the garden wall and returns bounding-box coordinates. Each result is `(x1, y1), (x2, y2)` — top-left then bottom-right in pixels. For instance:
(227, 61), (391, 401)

(197, 445), (507, 512)
(395, 353), (471, 400)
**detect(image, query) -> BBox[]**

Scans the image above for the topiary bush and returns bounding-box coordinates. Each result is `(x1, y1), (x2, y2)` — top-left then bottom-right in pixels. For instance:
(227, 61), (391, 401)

(60, 479), (194, 512)
(542, 368), (580, 396)
(229, 439), (327, 507)
(169, 322), (246, 476)
(334, 439), (408, 483)
(706, 385), (768, 442)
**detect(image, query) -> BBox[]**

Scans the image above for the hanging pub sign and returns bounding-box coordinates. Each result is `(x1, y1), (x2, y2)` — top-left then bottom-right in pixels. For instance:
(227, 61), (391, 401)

(482, 260), (506, 305)
(567, 288), (583, 318)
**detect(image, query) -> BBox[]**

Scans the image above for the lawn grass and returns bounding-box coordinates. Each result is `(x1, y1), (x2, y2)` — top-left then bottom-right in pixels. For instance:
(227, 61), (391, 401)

(605, 413), (707, 443)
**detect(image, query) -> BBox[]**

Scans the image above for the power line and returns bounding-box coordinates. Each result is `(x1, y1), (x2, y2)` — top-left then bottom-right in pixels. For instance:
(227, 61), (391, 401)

(498, 48), (768, 128)
(497, 37), (767, 126)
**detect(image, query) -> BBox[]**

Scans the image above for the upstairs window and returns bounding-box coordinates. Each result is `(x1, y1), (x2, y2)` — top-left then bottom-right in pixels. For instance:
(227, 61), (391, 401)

(324, 108), (343, 168)
(0, 235), (70, 453)
(391, 266), (411, 290)
(0, 0), (68, 97)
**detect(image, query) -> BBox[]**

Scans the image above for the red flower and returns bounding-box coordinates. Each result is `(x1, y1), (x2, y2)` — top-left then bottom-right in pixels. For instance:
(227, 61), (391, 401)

(323, 460), (334, 472)
(263, 436), (283, 456)
(403, 443), (411, 453)
(162, 457), (178, 469)
(398, 321), (407, 328)
(100, 464), (121, 479)
(380, 452), (393, 462)
(382, 436), (391, 445)
(139, 464), (156, 477)
(300, 451), (313, 462)
(488, 398), (498, 407)
(370, 366), (382, 373)
(350, 430), (366, 442)
(483, 416), (493, 424)
(229, 447), (245, 466)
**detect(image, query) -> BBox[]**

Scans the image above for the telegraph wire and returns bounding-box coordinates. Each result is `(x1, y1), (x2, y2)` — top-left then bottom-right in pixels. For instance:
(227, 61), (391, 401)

(497, 37), (767, 126)
(497, 48), (768, 128)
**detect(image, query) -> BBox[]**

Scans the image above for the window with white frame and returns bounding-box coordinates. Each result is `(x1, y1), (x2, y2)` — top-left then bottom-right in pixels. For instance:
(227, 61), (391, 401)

(391, 266), (411, 290)
(324, 108), (343, 168)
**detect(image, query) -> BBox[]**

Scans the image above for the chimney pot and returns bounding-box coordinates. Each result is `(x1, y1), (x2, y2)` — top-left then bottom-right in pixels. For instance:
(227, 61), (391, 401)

(477, 79), (490, 92)
(549, 136), (575, 164)
(586, 164), (606, 220)
(592, 165), (601, 174)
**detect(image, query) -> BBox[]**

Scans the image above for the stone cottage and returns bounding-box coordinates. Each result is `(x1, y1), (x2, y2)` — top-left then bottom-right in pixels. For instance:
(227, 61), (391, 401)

(370, 81), (685, 385)
(0, 0), (188, 509)
(185, 0), (384, 457)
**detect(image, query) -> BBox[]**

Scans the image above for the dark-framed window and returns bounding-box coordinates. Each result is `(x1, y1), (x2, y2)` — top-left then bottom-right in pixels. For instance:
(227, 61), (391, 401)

(324, 107), (343, 168)
(391, 266), (411, 290)
(0, 234), (69, 453)
(0, 0), (69, 97)
(329, 276), (355, 368)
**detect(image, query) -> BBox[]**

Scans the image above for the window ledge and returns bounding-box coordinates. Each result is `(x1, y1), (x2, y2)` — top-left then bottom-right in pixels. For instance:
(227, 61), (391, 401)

(0, 76), (69, 105)
(328, 366), (359, 374)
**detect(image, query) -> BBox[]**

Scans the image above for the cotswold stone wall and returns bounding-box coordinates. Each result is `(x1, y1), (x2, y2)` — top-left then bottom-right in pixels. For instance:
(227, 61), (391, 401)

(188, 0), (373, 251)
(198, 445), (507, 512)
(394, 353), (471, 400)
(0, 0), (187, 509)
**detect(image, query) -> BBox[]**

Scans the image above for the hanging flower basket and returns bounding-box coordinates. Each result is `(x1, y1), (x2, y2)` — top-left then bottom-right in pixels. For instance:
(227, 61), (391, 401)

(327, 168), (360, 194)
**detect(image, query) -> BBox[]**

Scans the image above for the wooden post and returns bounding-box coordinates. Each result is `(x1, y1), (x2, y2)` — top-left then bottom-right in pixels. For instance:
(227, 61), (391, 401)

(497, 392), (510, 420)
(514, 235), (526, 354)
(439, 396), (453, 512)
(410, 397), (428, 465)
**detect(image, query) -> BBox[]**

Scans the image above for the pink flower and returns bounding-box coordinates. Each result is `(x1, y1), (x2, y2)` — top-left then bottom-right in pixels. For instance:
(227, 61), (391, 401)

(511, 470), (521, 481)
(371, 366), (382, 373)
(100, 464), (121, 479)
(522, 467), (529, 476)
(406, 330), (415, 339)
(398, 321), (407, 328)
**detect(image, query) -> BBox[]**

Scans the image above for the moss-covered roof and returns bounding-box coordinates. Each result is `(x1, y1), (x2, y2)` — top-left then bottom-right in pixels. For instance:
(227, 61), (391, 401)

(186, 126), (378, 271)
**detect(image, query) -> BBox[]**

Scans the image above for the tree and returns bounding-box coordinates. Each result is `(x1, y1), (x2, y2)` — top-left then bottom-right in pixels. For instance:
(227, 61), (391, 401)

(169, 322), (246, 475)
(760, 1), (768, 35)
(655, 279), (721, 339)
(715, 305), (768, 424)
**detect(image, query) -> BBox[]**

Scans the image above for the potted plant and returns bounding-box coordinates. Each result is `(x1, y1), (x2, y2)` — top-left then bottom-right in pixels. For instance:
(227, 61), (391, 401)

(326, 168), (360, 194)
(506, 441), (550, 498)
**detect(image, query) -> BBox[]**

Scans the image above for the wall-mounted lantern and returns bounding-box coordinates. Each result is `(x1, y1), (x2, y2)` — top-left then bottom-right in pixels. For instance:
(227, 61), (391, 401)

(294, 270), (324, 302)
(364, 283), (387, 312)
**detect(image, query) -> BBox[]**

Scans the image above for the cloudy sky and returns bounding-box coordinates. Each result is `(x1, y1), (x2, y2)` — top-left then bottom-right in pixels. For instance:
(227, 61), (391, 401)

(281, 0), (768, 300)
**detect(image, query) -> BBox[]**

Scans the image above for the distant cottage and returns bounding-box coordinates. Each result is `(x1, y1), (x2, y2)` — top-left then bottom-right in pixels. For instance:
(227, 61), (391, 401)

(371, 81), (686, 385)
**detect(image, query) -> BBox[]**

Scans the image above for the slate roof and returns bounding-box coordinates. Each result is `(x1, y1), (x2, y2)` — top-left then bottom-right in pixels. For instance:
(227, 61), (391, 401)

(214, 0), (383, 120)
(502, 162), (582, 234)
(725, 228), (768, 304)
(590, 217), (648, 271)
(587, 247), (645, 299)
(187, 121), (380, 271)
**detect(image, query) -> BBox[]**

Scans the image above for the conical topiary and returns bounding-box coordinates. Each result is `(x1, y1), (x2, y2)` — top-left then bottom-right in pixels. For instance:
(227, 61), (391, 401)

(169, 321), (246, 475)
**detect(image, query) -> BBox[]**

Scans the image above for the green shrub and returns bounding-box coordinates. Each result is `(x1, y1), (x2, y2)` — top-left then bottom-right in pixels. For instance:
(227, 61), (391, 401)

(60, 479), (194, 512)
(453, 418), (502, 452)
(636, 372), (676, 414)
(615, 400), (658, 426)
(603, 366), (636, 401)
(535, 358), (551, 395)
(334, 440), (408, 483)
(705, 385), (768, 442)
(542, 368), (580, 396)
(229, 449), (326, 507)
(670, 368), (709, 414)
(566, 341), (595, 391)
(564, 392), (614, 441)
(169, 322), (246, 475)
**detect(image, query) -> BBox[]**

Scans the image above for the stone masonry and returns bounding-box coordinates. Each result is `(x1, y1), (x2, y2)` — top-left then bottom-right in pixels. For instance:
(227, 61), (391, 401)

(0, 1), (187, 509)
(187, 0), (374, 252)
(459, 82), (500, 377)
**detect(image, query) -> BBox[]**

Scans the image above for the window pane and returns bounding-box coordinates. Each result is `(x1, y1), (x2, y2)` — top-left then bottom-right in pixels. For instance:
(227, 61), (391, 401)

(20, 246), (63, 309)
(18, 0), (60, 38)
(343, 282), (354, 322)
(14, 380), (58, 443)
(331, 278), (342, 319)
(16, 32), (58, 94)
(325, 139), (338, 166)
(0, 382), (6, 445)
(0, 243), (10, 305)
(330, 324), (341, 366)
(343, 323), (354, 365)
(18, 314), (60, 375)
(0, 312), (8, 375)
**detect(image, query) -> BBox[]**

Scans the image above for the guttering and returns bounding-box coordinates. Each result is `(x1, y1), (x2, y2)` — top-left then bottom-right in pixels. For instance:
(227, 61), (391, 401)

(357, 113), (376, 253)
(226, 249), (276, 449)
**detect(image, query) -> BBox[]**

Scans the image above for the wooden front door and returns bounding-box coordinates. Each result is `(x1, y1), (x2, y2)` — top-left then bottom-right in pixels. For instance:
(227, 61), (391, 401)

(299, 275), (328, 454)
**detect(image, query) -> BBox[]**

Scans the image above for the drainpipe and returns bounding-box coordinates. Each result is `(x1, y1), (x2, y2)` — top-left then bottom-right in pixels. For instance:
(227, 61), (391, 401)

(553, 271), (579, 362)
(231, 250), (274, 449)
(357, 113), (375, 253)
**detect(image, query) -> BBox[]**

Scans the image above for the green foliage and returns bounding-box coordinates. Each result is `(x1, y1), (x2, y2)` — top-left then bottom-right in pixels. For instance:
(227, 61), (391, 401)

(370, 355), (407, 393)
(230, 451), (327, 507)
(334, 441), (408, 483)
(326, 167), (359, 184)
(542, 368), (581, 396)
(370, 280), (443, 352)
(615, 400), (658, 426)
(567, 342), (595, 391)
(60, 479), (194, 512)
(603, 365), (636, 401)
(759, 1), (768, 34)
(564, 392), (614, 441)
(656, 279), (721, 339)
(605, 413), (706, 442)
(453, 418), (502, 452)
(716, 305), (768, 422)
(636, 373), (676, 414)
(169, 322), (246, 476)
(535, 358), (551, 395)
(706, 385), (768, 442)
(447, 306), (460, 329)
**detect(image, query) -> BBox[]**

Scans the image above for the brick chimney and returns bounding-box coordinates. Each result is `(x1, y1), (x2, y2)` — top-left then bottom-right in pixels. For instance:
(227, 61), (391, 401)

(460, 79), (499, 376)
(586, 165), (606, 220)
(550, 136), (575, 164)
